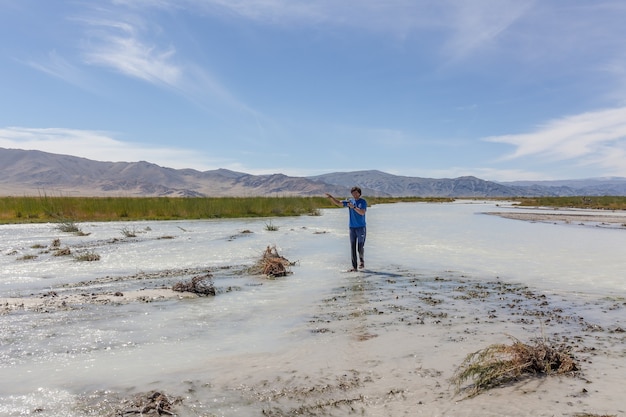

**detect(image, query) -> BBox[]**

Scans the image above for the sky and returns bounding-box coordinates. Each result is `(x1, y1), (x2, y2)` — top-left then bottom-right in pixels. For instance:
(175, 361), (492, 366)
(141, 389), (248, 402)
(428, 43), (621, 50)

(1, 0), (626, 181)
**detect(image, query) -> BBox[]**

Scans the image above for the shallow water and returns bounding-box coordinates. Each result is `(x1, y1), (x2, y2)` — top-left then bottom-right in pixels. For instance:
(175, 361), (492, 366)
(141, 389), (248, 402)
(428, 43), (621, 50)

(1, 201), (625, 416)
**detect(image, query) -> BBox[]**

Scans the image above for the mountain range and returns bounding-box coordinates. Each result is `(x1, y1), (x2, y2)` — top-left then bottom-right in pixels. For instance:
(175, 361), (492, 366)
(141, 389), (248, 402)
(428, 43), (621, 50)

(2, 147), (626, 198)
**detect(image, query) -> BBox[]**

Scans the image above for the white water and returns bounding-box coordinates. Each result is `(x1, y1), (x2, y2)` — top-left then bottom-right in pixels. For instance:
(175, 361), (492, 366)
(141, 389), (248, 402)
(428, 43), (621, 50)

(1, 201), (625, 416)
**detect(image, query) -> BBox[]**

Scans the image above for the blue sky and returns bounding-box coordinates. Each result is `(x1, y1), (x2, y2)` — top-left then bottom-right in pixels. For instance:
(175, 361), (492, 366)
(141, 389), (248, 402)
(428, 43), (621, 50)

(1, 0), (626, 181)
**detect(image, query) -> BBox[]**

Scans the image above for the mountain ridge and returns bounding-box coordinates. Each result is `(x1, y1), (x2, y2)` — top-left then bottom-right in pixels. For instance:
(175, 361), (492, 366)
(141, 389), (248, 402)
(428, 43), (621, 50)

(2, 147), (626, 197)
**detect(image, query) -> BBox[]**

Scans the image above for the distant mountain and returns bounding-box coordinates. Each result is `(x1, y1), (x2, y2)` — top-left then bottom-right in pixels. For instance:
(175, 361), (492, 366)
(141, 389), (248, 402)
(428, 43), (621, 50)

(0, 148), (343, 197)
(501, 178), (626, 196)
(310, 170), (531, 197)
(1, 147), (625, 197)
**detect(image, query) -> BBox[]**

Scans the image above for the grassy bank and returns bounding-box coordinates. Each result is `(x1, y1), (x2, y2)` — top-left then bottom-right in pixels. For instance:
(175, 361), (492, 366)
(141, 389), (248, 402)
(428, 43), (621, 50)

(0, 195), (453, 224)
(517, 196), (626, 210)
(5, 195), (621, 224)
(0, 196), (327, 224)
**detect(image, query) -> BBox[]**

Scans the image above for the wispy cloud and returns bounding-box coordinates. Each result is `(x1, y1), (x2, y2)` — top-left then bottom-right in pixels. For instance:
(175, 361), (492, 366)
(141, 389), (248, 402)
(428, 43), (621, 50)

(79, 15), (181, 86)
(486, 107), (626, 175)
(190, 0), (625, 74)
(176, 0), (434, 40)
(182, 0), (534, 56)
(439, 0), (534, 61)
(73, 5), (259, 117)
(0, 127), (226, 171)
(24, 50), (90, 89)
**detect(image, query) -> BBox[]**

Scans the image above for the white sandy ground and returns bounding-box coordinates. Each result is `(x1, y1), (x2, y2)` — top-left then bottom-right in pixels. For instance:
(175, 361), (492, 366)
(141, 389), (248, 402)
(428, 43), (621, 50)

(1, 288), (197, 311)
(2, 210), (625, 416)
(486, 211), (626, 228)
(2, 267), (625, 417)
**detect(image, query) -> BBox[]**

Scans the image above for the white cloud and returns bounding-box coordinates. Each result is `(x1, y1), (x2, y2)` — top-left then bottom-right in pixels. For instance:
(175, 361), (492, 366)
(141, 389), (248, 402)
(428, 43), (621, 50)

(486, 107), (626, 158)
(87, 37), (180, 85)
(71, 6), (259, 119)
(79, 15), (181, 86)
(485, 107), (626, 176)
(0, 127), (226, 171)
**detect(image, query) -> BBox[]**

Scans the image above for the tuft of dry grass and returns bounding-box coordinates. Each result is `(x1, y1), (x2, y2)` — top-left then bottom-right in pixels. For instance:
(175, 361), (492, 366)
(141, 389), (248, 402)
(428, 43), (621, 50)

(115, 390), (181, 416)
(452, 336), (578, 398)
(53, 247), (71, 256)
(74, 251), (101, 261)
(264, 220), (279, 231)
(249, 245), (295, 278)
(172, 273), (216, 296)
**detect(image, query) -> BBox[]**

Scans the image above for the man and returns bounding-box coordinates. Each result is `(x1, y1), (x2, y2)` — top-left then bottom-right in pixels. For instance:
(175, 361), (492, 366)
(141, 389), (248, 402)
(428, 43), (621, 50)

(326, 186), (367, 271)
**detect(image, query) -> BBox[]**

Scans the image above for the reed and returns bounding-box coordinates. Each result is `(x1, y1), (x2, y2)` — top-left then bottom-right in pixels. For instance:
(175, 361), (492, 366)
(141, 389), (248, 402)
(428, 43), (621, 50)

(0, 196), (331, 224)
(2, 195), (623, 224)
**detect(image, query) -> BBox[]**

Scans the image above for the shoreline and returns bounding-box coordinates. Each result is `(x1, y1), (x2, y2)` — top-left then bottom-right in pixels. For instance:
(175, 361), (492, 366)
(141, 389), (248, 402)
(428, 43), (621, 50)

(0, 287), (198, 312)
(487, 211), (626, 228)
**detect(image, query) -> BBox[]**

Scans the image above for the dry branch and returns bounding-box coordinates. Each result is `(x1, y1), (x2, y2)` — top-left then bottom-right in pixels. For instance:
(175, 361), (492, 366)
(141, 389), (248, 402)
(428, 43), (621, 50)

(250, 245), (295, 278)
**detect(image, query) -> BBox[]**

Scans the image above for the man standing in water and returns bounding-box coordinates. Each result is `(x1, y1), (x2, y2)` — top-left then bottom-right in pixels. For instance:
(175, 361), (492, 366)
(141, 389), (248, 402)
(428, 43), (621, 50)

(326, 186), (367, 271)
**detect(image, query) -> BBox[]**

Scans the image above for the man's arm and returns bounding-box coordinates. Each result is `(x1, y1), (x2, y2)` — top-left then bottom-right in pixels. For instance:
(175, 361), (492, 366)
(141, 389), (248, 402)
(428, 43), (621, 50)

(351, 204), (366, 215)
(325, 193), (344, 207)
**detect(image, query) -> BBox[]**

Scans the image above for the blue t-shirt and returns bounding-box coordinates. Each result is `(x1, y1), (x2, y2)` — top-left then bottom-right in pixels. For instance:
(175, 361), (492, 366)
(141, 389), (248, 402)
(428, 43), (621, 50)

(342, 198), (367, 228)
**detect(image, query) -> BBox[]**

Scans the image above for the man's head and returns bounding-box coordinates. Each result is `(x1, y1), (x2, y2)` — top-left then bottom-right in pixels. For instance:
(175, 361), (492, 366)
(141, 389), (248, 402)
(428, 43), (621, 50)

(351, 186), (362, 198)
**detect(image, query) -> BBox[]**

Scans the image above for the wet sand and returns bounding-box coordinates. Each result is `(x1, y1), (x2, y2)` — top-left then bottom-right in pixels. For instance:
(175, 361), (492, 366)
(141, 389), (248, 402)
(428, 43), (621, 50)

(487, 211), (626, 228)
(2, 266), (625, 417)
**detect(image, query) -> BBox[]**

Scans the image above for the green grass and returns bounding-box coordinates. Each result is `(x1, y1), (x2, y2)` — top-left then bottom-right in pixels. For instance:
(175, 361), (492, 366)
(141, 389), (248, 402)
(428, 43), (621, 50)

(516, 196), (626, 210)
(5, 195), (620, 224)
(0, 196), (331, 224)
(0, 195), (456, 224)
